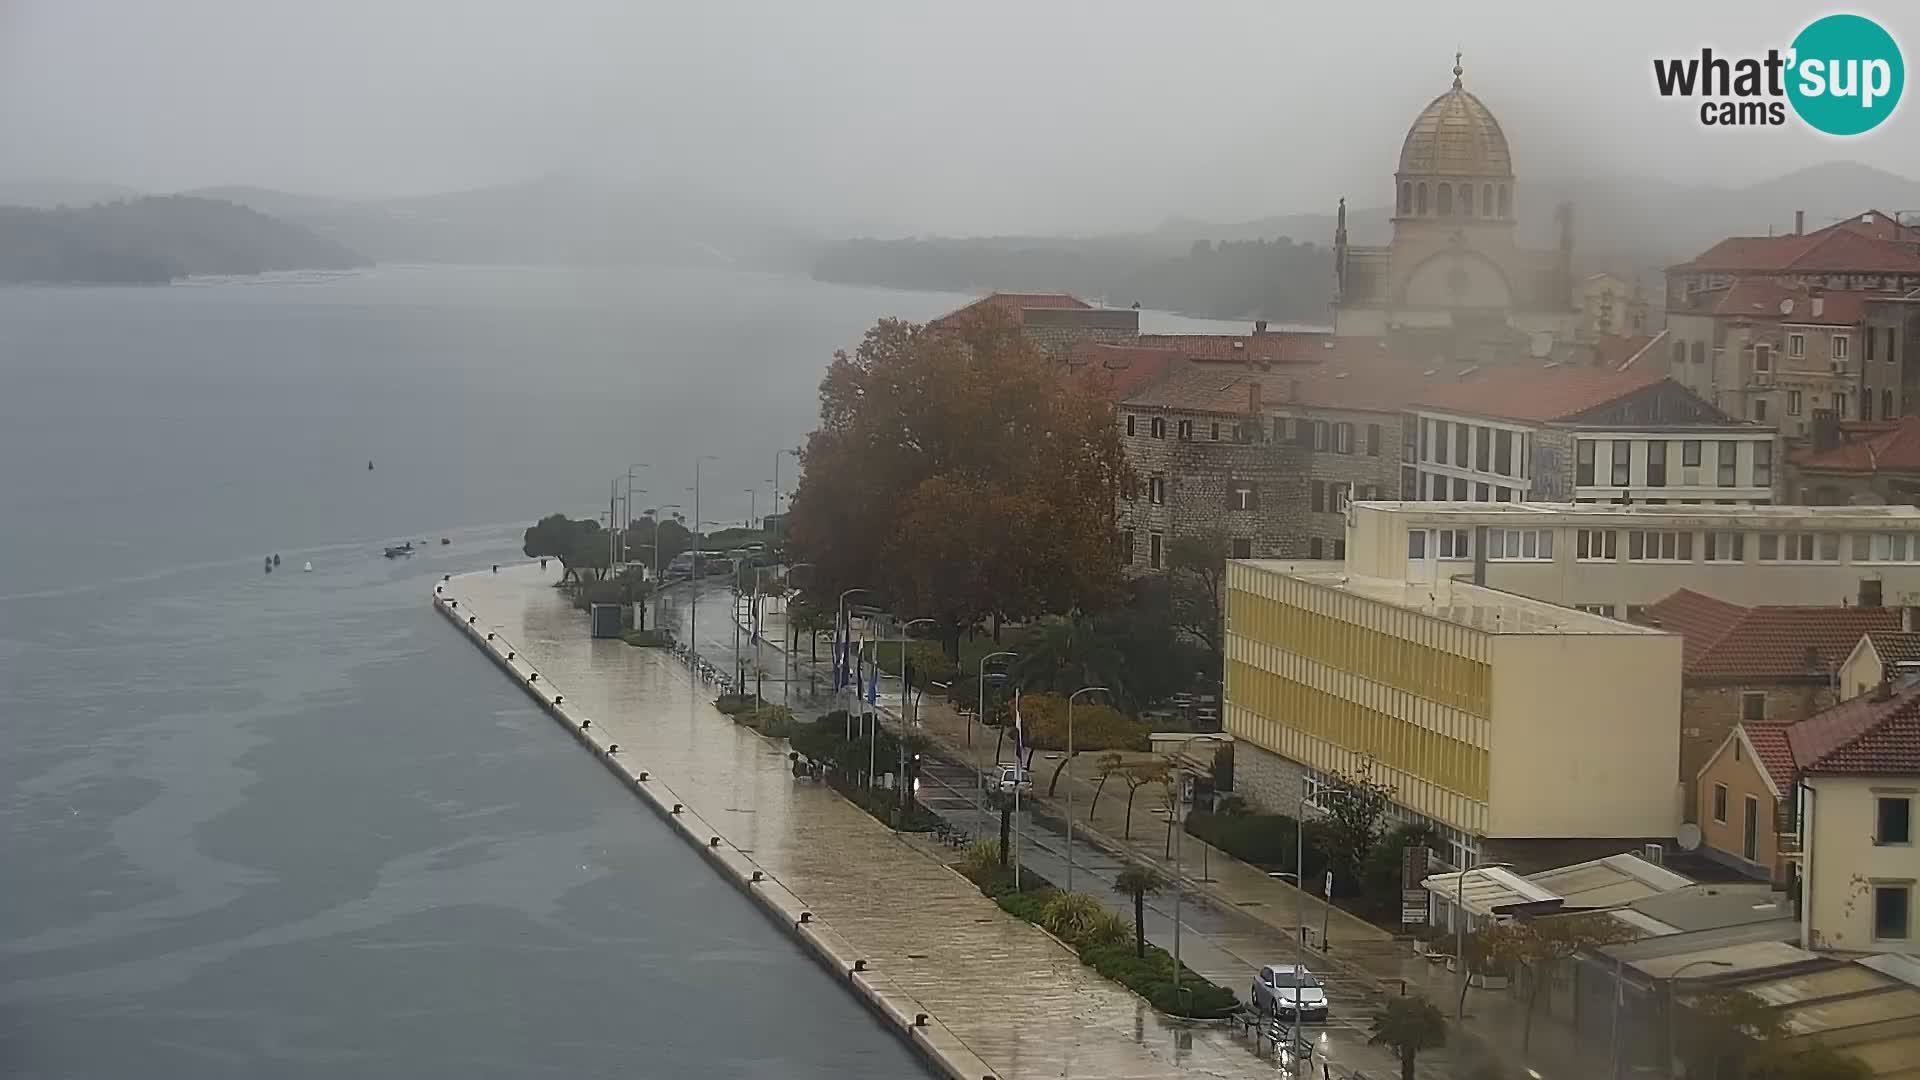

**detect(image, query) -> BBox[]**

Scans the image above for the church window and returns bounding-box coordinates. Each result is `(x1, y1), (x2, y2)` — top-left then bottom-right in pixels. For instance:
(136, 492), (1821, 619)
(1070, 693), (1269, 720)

(1399, 183), (1412, 215)
(1497, 184), (1511, 218)
(1416, 183), (1428, 215)
(1482, 184), (1493, 217)
(1438, 183), (1453, 215)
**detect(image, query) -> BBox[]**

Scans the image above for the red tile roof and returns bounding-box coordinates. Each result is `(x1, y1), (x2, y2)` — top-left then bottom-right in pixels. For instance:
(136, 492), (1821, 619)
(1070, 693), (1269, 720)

(1742, 722), (1799, 794)
(1813, 209), (1920, 245)
(1133, 332), (1329, 366)
(932, 291), (1091, 327)
(1643, 589), (1900, 680)
(1865, 631), (1920, 665)
(1792, 416), (1920, 473)
(1599, 331), (1662, 371)
(1064, 343), (1183, 403)
(1413, 366), (1667, 423)
(1683, 280), (1874, 325)
(1120, 340), (1441, 416)
(1787, 683), (1920, 776)
(1673, 228), (1920, 275)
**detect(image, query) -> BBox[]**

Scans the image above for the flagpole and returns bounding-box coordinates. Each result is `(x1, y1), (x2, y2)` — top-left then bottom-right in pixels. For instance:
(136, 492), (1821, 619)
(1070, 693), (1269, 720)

(1013, 689), (1023, 891)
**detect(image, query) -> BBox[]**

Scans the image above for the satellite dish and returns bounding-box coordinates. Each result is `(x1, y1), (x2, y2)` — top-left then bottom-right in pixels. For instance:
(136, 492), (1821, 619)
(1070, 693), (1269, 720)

(1677, 823), (1703, 852)
(1779, 298), (1794, 316)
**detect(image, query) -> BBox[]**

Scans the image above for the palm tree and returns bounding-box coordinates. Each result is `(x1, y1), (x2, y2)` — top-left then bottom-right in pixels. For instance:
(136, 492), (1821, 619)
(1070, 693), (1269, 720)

(1111, 863), (1164, 959)
(1014, 614), (1134, 710)
(1369, 996), (1448, 1080)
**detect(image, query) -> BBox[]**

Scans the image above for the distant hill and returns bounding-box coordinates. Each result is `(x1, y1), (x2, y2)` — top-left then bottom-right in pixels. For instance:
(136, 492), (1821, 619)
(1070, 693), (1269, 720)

(813, 162), (1920, 320)
(0, 178), (142, 209)
(0, 196), (371, 284)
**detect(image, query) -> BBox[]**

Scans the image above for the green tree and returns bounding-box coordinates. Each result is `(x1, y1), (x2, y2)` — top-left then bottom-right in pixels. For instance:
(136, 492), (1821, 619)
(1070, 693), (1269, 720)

(1118, 758), (1170, 841)
(1362, 822), (1439, 916)
(523, 513), (608, 583)
(1676, 990), (1789, 1080)
(1369, 995), (1449, 1080)
(785, 314), (1129, 659)
(1011, 692), (1149, 796)
(1112, 863), (1164, 959)
(1013, 615), (1135, 708)
(1476, 914), (1636, 1053)
(1166, 530), (1229, 680)
(1315, 757), (1396, 897)
(1090, 752), (1126, 817)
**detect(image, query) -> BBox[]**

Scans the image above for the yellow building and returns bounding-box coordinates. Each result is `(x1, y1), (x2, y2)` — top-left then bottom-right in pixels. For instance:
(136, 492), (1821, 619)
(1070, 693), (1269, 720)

(1224, 561), (1683, 868)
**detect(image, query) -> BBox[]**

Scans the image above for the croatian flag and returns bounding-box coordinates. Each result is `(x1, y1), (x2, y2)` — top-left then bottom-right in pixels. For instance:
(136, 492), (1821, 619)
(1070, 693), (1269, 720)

(866, 650), (880, 706)
(1011, 689), (1025, 764)
(832, 623), (847, 690)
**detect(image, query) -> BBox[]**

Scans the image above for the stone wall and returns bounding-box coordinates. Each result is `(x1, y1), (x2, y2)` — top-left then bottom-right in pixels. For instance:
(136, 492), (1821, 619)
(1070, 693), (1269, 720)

(1232, 738), (1315, 814)
(1678, 680), (1836, 822)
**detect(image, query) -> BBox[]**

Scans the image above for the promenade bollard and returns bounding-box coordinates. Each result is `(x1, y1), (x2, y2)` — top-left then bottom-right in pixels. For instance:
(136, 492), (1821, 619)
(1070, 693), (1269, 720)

(799, 912), (812, 924)
(708, 837), (722, 848)
(852, 960), (867, 972)
(607, 743), (618, 753)
(528, 673), (539, 683)
(580, 720), (591, 731)
(553, 695), (562, 706)
(637, 771), (650, 780)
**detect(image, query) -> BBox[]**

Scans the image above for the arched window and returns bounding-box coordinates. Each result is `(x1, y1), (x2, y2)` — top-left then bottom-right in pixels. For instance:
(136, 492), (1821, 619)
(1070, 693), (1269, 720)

(1498, 184), (1511, 218)
(1482, 185), (1493, 217)
(1438, 183), (1453, 215)
(1416, 183), (1427, 215)
(1398, 182), (1412, 215)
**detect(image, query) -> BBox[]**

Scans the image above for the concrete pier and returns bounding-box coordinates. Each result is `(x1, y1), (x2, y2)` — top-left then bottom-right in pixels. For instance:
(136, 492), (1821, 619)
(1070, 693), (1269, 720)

(436, 564), (1281, 1080)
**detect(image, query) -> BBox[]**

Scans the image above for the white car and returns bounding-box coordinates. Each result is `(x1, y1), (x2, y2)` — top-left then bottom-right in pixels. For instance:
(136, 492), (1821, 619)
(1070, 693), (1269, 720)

(988, 764), (1033, 796)
(1251, 963), (1329, 1021)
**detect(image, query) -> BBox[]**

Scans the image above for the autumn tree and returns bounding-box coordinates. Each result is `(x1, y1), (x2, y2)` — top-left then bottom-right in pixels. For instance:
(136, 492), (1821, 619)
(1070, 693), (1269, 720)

(1012, 691), (1149, 796)
(785, 314), (1129, 658)
(1475, 914), (1636, 1053)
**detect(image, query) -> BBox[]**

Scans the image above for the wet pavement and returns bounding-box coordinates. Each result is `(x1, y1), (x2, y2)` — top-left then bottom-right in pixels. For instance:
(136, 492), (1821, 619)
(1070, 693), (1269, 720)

(449, 565), (1319, 1080)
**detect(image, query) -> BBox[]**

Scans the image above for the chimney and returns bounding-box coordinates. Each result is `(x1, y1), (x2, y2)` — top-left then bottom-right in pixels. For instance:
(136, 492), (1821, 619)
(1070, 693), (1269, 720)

(1795, 209), (1806, 235)
(1247, 379), (1262, 414)
(1904, 605), (1916, 633)
(1254, 320), (1269, 334)
(1861, 578), (1884, 608)
(1812, 296), (1825, 319)
(1804, 645), (1822, 672)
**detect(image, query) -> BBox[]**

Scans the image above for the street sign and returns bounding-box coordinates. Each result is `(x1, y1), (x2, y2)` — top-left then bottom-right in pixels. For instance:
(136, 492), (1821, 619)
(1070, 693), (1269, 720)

(1324, 870), (1334, 897)
(1401, 888), (1429, 925)
(1400, 843), (1430, 888)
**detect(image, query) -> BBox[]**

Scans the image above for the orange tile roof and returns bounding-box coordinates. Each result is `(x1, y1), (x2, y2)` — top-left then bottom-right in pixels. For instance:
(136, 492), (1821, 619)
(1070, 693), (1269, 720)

(1787, 683), (1920, 776)
(1598, 331), (1661, 370)
(1413, 366), (1668, 423)
(1674, 228), (1920, 275)
(1644, 589), (1900, 680)
(1064, 343), (1183, 403)
(1865, 630), (1920, 665)
(1813, 209), (1920, 245)
(1742, 722), (1799, 793)
(932, 291), (1091, 327)
(1680, 280), (1874, 325)
(1792, 416), (1920, 473)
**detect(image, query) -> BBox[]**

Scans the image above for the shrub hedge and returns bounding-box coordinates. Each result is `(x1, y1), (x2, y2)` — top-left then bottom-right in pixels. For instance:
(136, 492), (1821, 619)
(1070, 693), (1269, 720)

(1184, 809), (1332, 878)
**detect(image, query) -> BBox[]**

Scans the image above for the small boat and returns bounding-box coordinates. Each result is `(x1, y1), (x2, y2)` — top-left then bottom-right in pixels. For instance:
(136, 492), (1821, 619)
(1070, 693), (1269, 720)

(439, 537), (450, 546)
(264, 557), (273, 573)
(272, 554), (281, 567)
(303, 561), (313, 572)
(383, 542), (416, 559)
(368, 460), (374, 471)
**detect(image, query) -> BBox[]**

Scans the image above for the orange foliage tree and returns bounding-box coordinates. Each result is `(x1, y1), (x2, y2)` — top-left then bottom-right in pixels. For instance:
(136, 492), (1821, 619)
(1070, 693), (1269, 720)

(786, 314), (1128, 657)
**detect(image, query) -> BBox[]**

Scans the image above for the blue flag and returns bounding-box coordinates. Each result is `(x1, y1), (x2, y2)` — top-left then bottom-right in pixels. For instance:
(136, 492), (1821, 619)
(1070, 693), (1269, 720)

(866, 651), (880, 706)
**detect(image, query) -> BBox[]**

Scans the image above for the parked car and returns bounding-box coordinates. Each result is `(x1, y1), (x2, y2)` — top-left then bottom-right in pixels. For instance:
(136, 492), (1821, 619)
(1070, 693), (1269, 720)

(1250, 963), (1328, 1021)
(988, 763), (1033, 796)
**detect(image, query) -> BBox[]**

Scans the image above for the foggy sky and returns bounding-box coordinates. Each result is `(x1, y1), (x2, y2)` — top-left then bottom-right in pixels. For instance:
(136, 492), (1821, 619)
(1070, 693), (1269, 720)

(3, 1), (1917, 234)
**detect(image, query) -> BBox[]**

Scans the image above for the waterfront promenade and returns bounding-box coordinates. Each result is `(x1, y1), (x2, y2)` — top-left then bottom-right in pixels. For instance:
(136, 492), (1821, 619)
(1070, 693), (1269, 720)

(440, 563), (1288, 1080)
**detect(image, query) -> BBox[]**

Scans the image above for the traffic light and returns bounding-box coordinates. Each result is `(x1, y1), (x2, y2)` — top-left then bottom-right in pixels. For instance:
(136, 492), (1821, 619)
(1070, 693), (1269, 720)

(907, 752), (923, 793)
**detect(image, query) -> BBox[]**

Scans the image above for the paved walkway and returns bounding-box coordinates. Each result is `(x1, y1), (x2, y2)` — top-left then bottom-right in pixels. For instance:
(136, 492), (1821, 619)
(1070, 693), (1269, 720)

(448, 565), (1309, 1080)
(733, 594), (1620, 1080)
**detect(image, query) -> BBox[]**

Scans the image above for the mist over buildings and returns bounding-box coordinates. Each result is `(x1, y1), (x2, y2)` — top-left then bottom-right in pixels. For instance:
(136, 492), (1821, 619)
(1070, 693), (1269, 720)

(3, 0), (1917, 239)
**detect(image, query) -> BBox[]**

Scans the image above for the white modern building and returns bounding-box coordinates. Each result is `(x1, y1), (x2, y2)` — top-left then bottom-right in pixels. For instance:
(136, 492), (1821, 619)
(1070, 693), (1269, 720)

(1343, 502), (1920, 617)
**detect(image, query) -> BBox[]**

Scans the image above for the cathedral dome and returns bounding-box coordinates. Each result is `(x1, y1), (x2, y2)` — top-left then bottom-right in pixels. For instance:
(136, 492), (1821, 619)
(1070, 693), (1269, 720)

(1397, 58), (1512, 179)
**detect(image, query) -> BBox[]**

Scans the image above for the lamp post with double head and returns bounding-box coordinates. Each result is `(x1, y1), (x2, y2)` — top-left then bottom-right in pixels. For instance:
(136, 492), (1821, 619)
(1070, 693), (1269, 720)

(892, 617), (938, 822)
(781, 562), (814, 713)
(1064, 686), (1110, 894)
(837, 588), (872, 739)
(1169, 733), (1226, 1012)
(975, 651), (1017, 814)
(689, 455), (717, 666)
(625, 463), (649, 561)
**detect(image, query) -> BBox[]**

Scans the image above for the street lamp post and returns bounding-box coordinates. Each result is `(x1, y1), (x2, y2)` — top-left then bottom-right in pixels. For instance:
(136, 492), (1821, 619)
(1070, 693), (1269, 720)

(1169, 733), (1226, 1012)
(773, 448), (798, 531)
(975, 651), (1017, 816)
(1454, 860), (1514, 1021)
(780, 562), (814, 713)
(892, 617), (938, 826)
(1666, 960), (1733, 1078)
(690, 456), (717, 670)
(651, 502), (681, 632)
(837, 588), (872, 740)
(626, 463), (649, 562)
(744, 489), (757, 531)
(1064, 686), (1110, 894)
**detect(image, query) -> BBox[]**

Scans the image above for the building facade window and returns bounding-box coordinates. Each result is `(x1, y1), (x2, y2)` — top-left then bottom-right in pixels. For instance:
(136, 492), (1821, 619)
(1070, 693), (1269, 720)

(1756, 344), (1773, 373)
(1886, 389), (1897, 420)
(1210, 421), (1221, 441)
(1333, 538), (1346, 560)
(1229, 480), (1257, 511)
(1575, 529), (1618, 560)
(1743, 796), (1760, 861)
(1856, 533), (1920, 562)
(1148, 531), (1163, 570)
(1366, 423), (1382, 457)
(1878, 796), (1912, 845)
(1455, 424), (1470, 465)
(1834, 334), (1849, 360)
(1742, 692), (1767, 721)
(1754, 442), (1773, 488)
(1754, 398), (1769, 422)
(1788, 333), (1806, 358)
(1120, 530), (1135, 563)
(1331, 482), (1352, 512)
(1611, 441), (1631, 486)
(1314, 421), (1330, 451)
(1494, 430), (1513, 475)
(1713, 782), (1729, 823)
(1475, 427), (1492, 472)
(1402, 466), (1419, 499)
(1672, 339), (1687, 366)
(1308, 537), (1324, 559)
(1126, 415), (1136, 436)
(1485, 528), (1552, 560)
(1335, 422), (1355, 454)
(1576, 440), (1596, 485)
(1437, 528), (1471, 559)
(1647, 441), (1667, 487)
(1691, 341), (1706, 365)
(1434, 420), (1450, 464)
(1177, 419), (1193, 440)
(1704, 531), (1744, 561)
(1788, 390), (1802, 415)
(1718, 444), (1737, 487)
(1148, 476), (1165, 505)
(1231, 538), (1252, 560)
(1310, 480), (1326, 512)
(1452, 477), (1468, 500)
(1438, 183), (1453, 215)
(1150, 416), (1165, 439)
(1683, 440), (1702, 467)
(1874, 885), (1911, 941)
(1398, 182), (1412, 215)
(1627, 530), (1693, 561)
(1416, 183), (1427, 215)
(1757, 532), (1836, 562)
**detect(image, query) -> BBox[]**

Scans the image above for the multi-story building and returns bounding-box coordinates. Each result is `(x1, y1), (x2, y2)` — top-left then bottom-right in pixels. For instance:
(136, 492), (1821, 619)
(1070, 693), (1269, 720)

(1861, 295), (1920, 422)
(1694, 720), (1799, 883)
(1663, 282), (1868, 431)
(1788, 687), (1920, 954)
(1224, 560), (1682, 869)
(1405, 367), (1776, 507)
(1638, 589), (1898, 822)
(1665, 211), (1920, 309)
(1341, 501), (1920, 613)
(1789, 415), (1920, 506)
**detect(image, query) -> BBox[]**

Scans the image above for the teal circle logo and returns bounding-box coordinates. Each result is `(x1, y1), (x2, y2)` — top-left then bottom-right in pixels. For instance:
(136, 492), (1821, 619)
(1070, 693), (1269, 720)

(1787, 14), (1904, 135)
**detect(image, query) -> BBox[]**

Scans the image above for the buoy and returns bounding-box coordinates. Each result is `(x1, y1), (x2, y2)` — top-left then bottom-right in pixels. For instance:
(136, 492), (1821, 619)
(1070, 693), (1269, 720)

(368, 460), (374, 470)
(440, 538), (450, 546)
(264, 557), (273, 573)
(303, 561), (313, 572)
(272, 554), (281, 567)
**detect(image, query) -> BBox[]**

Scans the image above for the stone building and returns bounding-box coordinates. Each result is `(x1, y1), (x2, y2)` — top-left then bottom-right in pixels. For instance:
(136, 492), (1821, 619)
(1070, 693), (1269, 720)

(1637, 588), (1898, 822)
(1333, 56), (1578, 345)
(1861, 295), (1920, 422)
(1663, 282), (1870, 432)
(1789, 415), (1920, 506)
(930, 291), (1139, 356)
